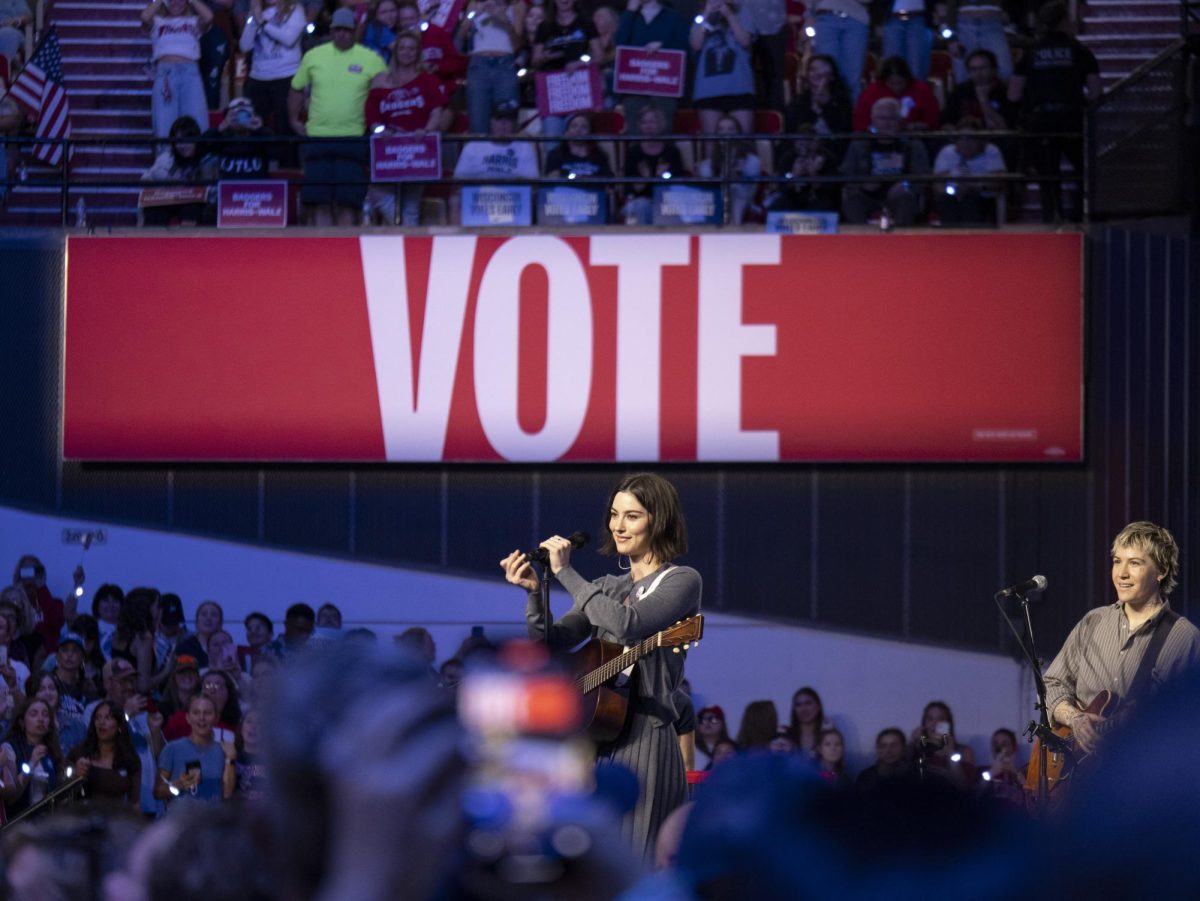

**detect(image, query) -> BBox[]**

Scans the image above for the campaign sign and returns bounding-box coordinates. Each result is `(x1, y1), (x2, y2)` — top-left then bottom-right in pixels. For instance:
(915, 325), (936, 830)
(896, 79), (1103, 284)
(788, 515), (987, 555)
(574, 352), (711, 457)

(652, 184), (722, 225)
(423, 0), (465, 29)
(216, 181), (288, 228)
(613, 47), (686, 98)
(535, 65), (603, 118)
(537, 186), (608, 225)
(766, 211), (839, 234)
(371, 133), (443, 182)
(460, 185), (533, 226)
(138, 185), (209, 208)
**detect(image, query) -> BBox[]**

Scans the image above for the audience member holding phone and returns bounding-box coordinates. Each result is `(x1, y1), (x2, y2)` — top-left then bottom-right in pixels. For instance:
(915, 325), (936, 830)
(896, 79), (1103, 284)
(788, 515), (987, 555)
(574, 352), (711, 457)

(155, 694), (236, 802)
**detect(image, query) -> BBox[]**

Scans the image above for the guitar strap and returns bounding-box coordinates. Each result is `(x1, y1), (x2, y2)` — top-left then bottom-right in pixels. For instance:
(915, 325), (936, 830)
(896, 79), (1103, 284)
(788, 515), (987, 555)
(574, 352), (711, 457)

(1126, 606), (1180, 705)
(620, 565), (679, 678)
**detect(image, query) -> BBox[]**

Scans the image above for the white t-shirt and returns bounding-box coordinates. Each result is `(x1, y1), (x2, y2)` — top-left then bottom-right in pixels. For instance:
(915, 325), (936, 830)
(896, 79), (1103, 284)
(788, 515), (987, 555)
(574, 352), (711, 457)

(934, 141), (1005, 177)
(454, 140), (538, 179)
(150, 14), (203, 61)
(239, 4), (307, 81)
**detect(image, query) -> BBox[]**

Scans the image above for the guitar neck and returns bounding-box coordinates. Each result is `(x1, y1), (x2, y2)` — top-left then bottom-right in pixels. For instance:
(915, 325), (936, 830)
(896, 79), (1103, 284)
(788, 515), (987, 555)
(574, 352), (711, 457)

(576, 634), (657, 694)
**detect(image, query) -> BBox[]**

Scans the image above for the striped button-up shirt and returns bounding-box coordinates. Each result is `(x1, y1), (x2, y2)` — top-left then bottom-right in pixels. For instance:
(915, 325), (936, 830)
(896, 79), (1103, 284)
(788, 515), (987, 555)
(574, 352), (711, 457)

(1044, 601), (1200, 723)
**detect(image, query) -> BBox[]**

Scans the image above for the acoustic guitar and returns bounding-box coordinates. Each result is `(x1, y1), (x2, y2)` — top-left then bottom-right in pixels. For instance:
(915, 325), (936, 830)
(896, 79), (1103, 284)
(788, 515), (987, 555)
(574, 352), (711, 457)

(1025, 690), (1118, 797)
(572, 615), (704, 742)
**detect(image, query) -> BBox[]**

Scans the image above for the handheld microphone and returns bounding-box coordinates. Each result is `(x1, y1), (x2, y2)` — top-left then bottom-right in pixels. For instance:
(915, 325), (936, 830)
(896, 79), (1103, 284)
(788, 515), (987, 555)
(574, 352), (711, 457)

(523, 531), (590, 565)
(995, 575), (1048, 598)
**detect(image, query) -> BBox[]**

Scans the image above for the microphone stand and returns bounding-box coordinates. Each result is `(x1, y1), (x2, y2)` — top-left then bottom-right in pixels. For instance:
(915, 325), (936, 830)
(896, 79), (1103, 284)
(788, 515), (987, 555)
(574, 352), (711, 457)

(993, 587), (1067, 815)
(539, 558), (551, 648)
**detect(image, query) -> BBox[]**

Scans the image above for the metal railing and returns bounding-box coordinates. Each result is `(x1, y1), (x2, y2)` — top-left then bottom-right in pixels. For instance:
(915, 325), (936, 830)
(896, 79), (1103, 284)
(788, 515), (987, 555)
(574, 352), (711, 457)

(0, 129), (1086, 229)
(1, 775), (86, 830)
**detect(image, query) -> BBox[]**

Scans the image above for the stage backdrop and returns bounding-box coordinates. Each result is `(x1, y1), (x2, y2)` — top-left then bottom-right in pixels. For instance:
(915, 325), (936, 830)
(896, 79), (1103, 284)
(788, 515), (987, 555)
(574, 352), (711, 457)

(63, 233), (1083, 463)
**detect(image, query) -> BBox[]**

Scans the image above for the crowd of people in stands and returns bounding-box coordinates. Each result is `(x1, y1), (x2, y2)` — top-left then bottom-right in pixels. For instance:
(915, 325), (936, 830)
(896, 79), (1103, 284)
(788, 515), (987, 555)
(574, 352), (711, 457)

(129, 0), (1101, 226)
(0, 550), (1198, 899)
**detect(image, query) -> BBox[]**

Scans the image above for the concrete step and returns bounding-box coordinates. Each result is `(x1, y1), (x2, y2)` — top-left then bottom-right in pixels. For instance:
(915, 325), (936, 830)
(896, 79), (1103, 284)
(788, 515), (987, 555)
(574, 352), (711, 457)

(58, 36), (151, 53)
(53, 1), (156, 18)
(55, 18), (147, 32)
(68, 87), (153, 110)
(72, 107), (153, 127)
(63, 57), (152, 76)
(1079, 32), (1179, 44)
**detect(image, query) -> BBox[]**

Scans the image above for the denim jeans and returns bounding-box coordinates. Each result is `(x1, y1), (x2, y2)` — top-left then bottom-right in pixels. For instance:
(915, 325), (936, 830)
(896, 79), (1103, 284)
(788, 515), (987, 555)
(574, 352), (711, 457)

(467, 55), (519, 134)
(882, 16), (933, 81)
(952, 13), (1013, 82)
(152, 60), (211, 138)
(812, 14), (869, 102)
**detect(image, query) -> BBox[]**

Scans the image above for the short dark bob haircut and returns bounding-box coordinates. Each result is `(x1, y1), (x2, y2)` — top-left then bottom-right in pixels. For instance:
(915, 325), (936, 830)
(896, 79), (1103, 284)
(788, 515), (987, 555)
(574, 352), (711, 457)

(599, 472), (688, 563)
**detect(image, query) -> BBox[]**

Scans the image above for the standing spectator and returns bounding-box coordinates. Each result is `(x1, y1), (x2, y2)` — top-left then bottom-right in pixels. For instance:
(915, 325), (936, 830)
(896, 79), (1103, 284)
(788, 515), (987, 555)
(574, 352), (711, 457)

(815, 727), (851, 787)
(696, 114), (761, 223)
(108, 589), (157, 694)
(164, 669), (241, 742)
(0, 698), (62, 817)
(910, 699), (977, 789)
(155, 694), (236, 803)
(784, 686), (829, 759)
(12, 555), (72, 658)
(783, 54), (852, 138)
(49, 632), (98, 754)
(854, 726), (913, 790)
(881, 0), (935, 81)
(239, 0), (306, 163)
(0, 613), (29, 701)
(359, 0), (400, 60)
(232, 707), (266, 799)
(933, 117), (1006, 224)
(1007, 0), (1100, 223)
(0, 589), (39, 668)
(458, 0), (524, 134)
(67, 700), (142, 808)
(176, 599), (224, 668)
(316, 602), (344, 630)
(738, 0), (788, 112)
(734, 699), (778, 752)
(91, 583), (124, 657)
(840, 96), (930, 225)
(70, 614), (108, 693)
(263, 602), (317, 661)
(238, 611), (274, 672)
(592, 4), (619, 108)
(807, 0), (869, 102)
(532, 0), (601, 137)
(949, 0), (1013, 84)
(852, 55), (940, 132)
(204, 96), (274, 179)
(977, 726), (1026, 807)
(621, 104), (686, 224)
(151, 592), (189, 690)
(615, 0), (690, 132)
(158, 654), (202, 720)
(691, 0), (756, 138)
(694, 705), (731, 770)
(0, 681), (13, 743)
(396, 1), (465, 91)
(142, 0), (214, 138)
(25, 672), (64, 750)
(0, 0), (31, 66)
(288, 6), (387, 225)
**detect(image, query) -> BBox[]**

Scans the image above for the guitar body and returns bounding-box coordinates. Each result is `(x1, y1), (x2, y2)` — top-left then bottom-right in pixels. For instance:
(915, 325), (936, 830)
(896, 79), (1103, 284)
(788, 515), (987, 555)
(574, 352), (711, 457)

(1026, 690), (1115, 798)
(572, 638), (630, 743)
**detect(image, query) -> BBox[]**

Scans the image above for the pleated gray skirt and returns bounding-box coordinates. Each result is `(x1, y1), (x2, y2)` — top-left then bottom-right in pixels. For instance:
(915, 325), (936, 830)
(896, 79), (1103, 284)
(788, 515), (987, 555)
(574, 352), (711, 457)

(597, 699), (687, 861)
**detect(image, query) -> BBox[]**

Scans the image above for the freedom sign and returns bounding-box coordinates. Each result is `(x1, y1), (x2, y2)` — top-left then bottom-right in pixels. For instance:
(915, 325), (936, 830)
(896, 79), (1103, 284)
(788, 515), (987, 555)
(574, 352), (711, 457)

(63, 233), (1083, 462)
(370, 133), (442, 181)
(535, 65), (604, 118)
(613, 47), (686, 97)
(216, 181), (287, 228)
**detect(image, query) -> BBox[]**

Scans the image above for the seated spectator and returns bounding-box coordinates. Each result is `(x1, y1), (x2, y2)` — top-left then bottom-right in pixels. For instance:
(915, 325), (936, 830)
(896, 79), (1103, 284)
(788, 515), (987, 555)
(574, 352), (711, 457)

(852, 55), (940, 132)
(694, 704), (730, 771)
(360, 0), (400, 60)
(734, 699), (778, 752)
(615, 0), (690, 130)
(840, 96), (930, 225)
(977, 726), (1026, 807)
(141, 116), (212, 226)
(690, 0), (755, 138)
(317, 602), (343, 630)
(764, 127), (840, 213)
(591, 4), (619, 109)
(0, 697), (63, 817)
(154, 693), (235, 803)
(855, 725), (913, 790)
(942, 48), (1017, 131)
(364, 30), (448, 224)
(543, 111), (613, 178)
(157, 653), (201, 721)
(238, 611), (274, 671)
(814, 726), (851, 787)
(696, 114), (760, 224)
(458, 0), (523, 135)
(288, 6), (388, 225)
(264, 602), (316, 660)
(784, 686), (829, 760)
(532, 0), (601, 137)
(710, 737), (738, 767)
(395, 1), (465, 92)
(933, 117), (1006, 224)
(239, 0), (306, 165)
(783, 53), (853, 142)
(910, 699), (976, 789)
(0, 0), (31, 65)
(203, 97), (273, 181)
(768, 726), (797, 754)
(621, 105), (686, 224)
(175, 599), (224, 668)
(67, 699), (142, 808)
(396, 625), (437, 672)
(142, 0), (213, 139)
(454, 100), (538, 182)
(437, 656), (463, 690)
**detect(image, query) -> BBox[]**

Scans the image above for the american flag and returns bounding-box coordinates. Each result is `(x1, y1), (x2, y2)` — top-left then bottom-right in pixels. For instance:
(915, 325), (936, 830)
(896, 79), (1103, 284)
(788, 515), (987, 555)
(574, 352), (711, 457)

(9, 26), (72, 167)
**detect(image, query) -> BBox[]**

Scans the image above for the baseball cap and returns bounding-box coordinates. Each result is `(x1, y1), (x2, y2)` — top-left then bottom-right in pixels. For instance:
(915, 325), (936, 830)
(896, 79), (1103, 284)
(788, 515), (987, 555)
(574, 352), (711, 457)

(175, 654), (200, 673)
(159, 594), (184, 626)
(227, 96), (255, 114)
(698, 705), (725, 721)
(103, 658), (138, 682)
(58, 632), (85, 650)
(331, 7), (356, 29)
(491, 100), (518, 120)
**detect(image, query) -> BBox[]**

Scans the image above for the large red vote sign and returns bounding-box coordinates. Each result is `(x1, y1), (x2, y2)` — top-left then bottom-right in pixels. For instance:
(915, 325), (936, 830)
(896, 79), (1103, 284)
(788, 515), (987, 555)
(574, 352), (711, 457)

(63, 233), (1083, 462)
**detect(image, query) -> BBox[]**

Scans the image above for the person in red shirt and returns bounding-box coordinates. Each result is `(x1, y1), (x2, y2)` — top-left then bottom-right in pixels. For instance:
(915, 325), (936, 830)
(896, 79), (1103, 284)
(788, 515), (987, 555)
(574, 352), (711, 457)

(364, 29), (449, 224)
(396, 0), (465, 97)
(852, 55), (940, 132)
